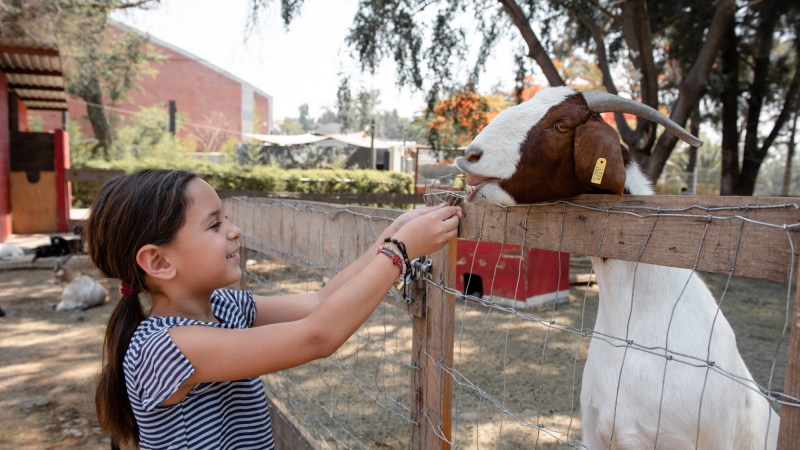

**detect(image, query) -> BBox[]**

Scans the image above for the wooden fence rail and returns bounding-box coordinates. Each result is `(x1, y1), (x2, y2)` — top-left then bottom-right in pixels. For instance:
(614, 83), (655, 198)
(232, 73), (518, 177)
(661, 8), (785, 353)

(228, 192), (800, 449)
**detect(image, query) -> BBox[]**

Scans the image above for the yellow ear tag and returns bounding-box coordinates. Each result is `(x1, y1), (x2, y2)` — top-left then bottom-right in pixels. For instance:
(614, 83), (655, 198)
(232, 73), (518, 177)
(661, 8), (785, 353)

(591, 157), (607, 185)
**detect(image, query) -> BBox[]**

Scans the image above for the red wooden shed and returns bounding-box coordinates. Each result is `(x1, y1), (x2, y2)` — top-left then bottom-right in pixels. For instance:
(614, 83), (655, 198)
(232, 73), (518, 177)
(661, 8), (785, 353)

(0, 37), (70, 241)
(456, 239), (570, 309)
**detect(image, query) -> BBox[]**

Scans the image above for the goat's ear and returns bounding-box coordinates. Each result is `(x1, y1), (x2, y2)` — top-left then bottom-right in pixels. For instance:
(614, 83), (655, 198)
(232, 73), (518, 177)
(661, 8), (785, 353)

(573, 119), (626, 195)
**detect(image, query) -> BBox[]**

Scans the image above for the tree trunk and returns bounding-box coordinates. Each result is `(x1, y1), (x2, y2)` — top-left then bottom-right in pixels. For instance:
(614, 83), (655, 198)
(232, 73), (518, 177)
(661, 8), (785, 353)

(499, 0), (564, 87)
(686, 108), (700, 193)
(735, 0), (780, 195)
(82, 77), (111, 159)
(644, 0), (736, 181)
(619, 0), (657, 152)
(720, 14), (740, 195)
(782, 113), (798, 196)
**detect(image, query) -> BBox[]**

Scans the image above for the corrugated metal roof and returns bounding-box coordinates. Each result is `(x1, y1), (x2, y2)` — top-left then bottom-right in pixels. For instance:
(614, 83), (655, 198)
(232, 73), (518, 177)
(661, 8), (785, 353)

(0, 37), (67, 111)
(247, 131), (399, 149)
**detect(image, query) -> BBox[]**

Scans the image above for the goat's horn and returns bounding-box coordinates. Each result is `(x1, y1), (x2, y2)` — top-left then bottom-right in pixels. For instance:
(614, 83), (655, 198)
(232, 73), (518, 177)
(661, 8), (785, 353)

(581, 90), (703, 147)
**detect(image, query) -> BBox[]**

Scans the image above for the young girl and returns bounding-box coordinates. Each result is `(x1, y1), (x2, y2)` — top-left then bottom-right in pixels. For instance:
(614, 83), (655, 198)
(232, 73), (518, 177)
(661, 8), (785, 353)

(89, 169), (461, 449)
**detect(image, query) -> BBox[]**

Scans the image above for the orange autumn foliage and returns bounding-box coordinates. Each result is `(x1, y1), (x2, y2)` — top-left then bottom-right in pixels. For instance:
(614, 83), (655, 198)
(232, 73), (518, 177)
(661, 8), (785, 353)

(426, 90), (497, 148)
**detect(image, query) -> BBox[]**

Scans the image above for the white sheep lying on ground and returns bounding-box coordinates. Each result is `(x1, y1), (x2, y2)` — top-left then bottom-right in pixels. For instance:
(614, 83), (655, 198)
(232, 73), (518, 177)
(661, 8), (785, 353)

(53, 257), (108, 311)
(455, 86), (779, 449)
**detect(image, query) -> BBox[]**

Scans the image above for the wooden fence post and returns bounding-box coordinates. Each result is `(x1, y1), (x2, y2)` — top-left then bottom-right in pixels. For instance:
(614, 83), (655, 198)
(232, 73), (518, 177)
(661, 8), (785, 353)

(411, 238), (457, 449)
(778, 263), (800, 448)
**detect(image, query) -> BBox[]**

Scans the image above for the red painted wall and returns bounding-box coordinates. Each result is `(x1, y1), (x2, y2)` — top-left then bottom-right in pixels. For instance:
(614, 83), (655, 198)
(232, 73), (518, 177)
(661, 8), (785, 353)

(0, 71), (9, 241)
(54, 129), (70, 232)
(16, 98), (28, 132)
(34, 32), (272, 142)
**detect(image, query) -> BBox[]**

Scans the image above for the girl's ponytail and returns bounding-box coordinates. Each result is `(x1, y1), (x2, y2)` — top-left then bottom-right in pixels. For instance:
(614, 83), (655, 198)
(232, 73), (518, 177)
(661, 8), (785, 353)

(95, 291), (145, 448)
(87, 169), (197, 447)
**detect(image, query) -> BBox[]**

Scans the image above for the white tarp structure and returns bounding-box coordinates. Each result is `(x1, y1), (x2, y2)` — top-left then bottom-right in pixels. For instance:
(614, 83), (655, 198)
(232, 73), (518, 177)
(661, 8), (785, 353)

(246, 131), (395, 149)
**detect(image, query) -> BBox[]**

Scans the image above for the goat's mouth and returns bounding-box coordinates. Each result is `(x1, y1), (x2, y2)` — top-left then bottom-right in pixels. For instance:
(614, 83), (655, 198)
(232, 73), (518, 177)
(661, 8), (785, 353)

(463, 174), (502, 202)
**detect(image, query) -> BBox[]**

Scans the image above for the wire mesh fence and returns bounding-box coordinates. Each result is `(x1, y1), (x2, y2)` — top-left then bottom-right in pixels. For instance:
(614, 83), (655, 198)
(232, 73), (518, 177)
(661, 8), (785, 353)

(224, 191), (800, 449)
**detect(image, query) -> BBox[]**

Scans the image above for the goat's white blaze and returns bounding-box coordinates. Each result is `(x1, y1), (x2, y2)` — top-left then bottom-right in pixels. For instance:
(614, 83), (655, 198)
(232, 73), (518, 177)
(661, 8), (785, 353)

(461, 86), (577, 181)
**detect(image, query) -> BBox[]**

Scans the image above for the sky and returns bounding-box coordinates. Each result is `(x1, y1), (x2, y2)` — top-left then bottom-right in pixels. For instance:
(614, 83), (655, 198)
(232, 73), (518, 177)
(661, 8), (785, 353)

(112, 0), (518, 123)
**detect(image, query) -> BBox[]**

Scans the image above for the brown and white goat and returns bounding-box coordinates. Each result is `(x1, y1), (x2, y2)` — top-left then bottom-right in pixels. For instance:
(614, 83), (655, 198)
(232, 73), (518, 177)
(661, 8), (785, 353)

(455, 87), (779, 449)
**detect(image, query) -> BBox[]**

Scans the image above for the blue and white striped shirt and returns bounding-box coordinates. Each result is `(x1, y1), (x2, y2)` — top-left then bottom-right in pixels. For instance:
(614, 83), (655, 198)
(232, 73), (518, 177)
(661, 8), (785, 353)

(124, 289), (275, 449)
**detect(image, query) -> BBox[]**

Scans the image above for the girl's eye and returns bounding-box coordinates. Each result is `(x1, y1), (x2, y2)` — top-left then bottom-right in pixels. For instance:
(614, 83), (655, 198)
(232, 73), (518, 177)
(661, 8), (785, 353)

(210, 221), (222, 230)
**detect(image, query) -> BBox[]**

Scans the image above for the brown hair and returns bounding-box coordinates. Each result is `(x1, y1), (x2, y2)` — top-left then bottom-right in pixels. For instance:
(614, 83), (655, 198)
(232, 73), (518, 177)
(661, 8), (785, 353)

(87, 169), (197, 447)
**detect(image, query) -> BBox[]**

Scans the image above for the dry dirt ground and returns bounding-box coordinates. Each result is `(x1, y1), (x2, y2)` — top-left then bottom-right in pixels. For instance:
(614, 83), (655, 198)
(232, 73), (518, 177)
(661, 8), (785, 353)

(0, 236), (792, 449)
(0, 234), (118, 450)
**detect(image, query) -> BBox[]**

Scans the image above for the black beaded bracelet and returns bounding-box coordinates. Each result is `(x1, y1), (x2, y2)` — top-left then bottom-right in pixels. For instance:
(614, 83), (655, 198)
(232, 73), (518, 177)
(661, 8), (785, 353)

(384, 237), (414, 301)
(383, 237), (411, 268)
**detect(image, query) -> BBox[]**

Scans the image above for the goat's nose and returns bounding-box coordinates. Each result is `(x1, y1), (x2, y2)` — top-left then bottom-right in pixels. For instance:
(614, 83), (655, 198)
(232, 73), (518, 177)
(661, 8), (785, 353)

(464, 147), (483, 163)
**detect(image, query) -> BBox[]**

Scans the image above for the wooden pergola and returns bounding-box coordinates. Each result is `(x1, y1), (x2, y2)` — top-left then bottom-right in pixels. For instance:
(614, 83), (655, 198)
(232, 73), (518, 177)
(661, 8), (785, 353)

(0, 37), (68, 112)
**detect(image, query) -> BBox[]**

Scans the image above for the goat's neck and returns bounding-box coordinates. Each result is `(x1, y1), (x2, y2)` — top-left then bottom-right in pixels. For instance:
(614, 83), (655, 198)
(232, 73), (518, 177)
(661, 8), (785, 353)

(589, 163), (678, 335)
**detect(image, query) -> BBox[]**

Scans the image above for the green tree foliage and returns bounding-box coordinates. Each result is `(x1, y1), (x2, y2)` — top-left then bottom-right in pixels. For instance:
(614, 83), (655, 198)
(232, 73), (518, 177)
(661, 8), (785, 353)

(298, 103), (313, 131)
(275, 118), (305, 135)
(335, 76), (380, 132)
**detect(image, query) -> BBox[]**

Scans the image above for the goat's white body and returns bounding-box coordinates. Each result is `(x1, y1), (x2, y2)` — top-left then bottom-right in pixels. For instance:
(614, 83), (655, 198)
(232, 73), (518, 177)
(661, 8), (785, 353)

(55, 274), (108, 311)
(580, 165), (779, 449)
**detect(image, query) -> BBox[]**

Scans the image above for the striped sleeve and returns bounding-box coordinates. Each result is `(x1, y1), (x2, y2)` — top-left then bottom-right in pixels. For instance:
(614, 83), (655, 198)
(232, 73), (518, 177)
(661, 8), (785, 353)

(213, 289), (257, 327)
(135, 327), (195, 411)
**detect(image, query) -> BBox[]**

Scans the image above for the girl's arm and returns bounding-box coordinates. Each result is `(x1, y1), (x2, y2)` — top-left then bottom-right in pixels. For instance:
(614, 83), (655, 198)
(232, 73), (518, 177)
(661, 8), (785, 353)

(167, 205), (460, 387)
(251, 203), (453, 326)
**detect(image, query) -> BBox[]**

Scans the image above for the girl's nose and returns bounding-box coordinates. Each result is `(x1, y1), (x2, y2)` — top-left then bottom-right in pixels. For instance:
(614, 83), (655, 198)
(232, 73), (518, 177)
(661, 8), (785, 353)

(228, 225), (241, 240)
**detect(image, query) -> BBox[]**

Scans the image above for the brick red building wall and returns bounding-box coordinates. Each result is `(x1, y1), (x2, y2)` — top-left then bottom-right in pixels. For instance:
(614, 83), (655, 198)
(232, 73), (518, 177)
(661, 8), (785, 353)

(254, 94), (271, 135)
(34, 28), (273, 143)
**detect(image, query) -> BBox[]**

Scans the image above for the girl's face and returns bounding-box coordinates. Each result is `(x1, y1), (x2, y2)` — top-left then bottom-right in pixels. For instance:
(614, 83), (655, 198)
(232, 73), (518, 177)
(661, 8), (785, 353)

(166, 178), (242, 295)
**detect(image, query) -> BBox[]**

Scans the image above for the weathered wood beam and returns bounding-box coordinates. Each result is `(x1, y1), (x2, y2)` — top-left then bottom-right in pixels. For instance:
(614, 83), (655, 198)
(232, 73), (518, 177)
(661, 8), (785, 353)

(458, 194), (800, 283)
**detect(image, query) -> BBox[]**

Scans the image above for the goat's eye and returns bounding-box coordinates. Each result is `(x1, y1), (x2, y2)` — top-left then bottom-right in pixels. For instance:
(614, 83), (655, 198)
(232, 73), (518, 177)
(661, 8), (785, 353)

(554, 121), (569, 133)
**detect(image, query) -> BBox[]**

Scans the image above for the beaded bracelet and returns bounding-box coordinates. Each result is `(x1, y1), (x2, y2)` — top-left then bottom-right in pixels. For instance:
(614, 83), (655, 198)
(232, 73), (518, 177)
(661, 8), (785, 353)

(377, 246), (405, 286)
(383, 237), (411, 270)
(383, 237), (414, 301)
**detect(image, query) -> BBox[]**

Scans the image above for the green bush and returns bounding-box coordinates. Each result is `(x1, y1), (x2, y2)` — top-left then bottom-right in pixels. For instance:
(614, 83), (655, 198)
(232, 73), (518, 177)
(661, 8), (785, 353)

(71, 158), (413, 207)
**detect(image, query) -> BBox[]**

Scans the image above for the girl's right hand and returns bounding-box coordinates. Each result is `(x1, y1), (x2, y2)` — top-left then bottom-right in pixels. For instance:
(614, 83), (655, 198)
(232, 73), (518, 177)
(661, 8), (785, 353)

(392, 205), (462, 259)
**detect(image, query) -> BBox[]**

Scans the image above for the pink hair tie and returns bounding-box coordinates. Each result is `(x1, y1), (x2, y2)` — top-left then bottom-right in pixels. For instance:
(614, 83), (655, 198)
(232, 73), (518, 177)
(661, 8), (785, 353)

(119, 282), (139, 297)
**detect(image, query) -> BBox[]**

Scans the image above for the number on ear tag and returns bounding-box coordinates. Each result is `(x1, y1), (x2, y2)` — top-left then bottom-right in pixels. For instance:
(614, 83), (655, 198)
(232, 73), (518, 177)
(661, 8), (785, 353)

(591, 158), (607, 185)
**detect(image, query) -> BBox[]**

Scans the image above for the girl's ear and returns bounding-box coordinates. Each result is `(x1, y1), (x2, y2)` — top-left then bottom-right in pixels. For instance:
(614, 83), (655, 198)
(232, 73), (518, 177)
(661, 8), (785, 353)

(136, 244), (176, 281)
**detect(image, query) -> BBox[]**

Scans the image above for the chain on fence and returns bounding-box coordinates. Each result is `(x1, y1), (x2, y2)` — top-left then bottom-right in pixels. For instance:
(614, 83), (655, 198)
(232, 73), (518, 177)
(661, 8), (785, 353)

(224, 182), (800, 449)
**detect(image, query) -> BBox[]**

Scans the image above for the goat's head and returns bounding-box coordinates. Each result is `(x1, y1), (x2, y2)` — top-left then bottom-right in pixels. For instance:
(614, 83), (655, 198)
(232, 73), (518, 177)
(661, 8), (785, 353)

(53, 255), (74, 283)
(454, 87), (702, 205)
